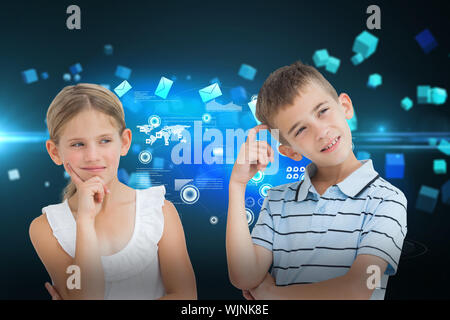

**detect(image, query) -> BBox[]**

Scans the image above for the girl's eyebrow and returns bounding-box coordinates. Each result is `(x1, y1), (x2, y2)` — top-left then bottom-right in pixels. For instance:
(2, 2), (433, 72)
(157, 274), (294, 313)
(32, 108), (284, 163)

(67, 133), (113, 142)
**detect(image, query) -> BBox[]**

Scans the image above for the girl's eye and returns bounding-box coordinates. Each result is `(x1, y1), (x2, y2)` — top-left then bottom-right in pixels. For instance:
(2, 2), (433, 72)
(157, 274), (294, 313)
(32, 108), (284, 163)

(320, 108), (329, 115)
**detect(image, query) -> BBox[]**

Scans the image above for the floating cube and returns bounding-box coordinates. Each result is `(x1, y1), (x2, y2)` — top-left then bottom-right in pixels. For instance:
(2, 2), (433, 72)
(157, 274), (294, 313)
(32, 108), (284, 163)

(63, 73), (71, 82)
(41, 72), (49, 80)
(69, 63), (83, 75)
(346, 112), (357, 131)
(428, 138), (438, 146)
(367, 73), (382, 88)
(131, 144), (141, 154)
(44, 181), (50, 188)
(230, 86), (247, 102)
(74, 74), (81, 82)
(186, 75), (191, 80)
(356, 151), (371, 160)
(352, 31), (379, 59)
(385, 153), (405, 179)
(415, 185), (439, 214)
(437, 139), (450, 156)
(21, 69), (38, 84)
(115, 65), (132, 79)
(401, 97), (413, 111)
(117, 168), (129, 184)
(430, 87), (447, 105)
(8, 169), (20, 181)
(152, 157), (165, 169)
(325, 56), (340, 74)
(433, 159), (447, 174)
(417, 85), (431, 104)
(238, 64), (257, 80)
(441, 180), (450, 206)
(415, 29), (438, 54)
(351, 53), (364, 65)
(312, 49), (329, 67)
(104, 44), (113, 55)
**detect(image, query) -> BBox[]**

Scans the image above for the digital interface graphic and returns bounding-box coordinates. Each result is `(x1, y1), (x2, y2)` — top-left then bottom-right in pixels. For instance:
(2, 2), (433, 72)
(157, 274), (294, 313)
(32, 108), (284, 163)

(0, 0), (448, 300)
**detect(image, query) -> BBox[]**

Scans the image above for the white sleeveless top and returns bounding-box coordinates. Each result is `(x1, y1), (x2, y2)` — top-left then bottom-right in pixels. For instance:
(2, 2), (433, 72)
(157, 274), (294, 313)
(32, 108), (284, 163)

(41, 185), (166, 300)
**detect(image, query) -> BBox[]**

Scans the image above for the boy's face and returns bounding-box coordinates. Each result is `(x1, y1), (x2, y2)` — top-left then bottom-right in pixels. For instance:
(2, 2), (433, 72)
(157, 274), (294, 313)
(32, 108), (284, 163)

(273, 82), (354, 168)
(46, 109), (131, 183)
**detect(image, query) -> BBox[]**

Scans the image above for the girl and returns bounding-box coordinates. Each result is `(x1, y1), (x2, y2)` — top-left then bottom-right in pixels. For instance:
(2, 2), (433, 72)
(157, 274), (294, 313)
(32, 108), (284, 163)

(29, 83), (197, 299)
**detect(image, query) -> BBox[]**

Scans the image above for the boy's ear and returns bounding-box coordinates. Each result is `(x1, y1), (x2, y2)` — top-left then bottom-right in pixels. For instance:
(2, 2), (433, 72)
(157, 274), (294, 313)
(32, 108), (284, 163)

(338, 93), (354, 120)
(46, 139), (63, 165)
(278, 144), (303, 161)
(120, 128), (132, 156)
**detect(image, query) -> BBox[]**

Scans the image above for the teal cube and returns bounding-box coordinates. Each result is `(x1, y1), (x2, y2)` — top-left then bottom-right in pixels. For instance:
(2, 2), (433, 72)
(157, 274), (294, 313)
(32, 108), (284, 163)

(367, 73), (382, 88)
(415, 185), (439, 214)
(351, 53), (364, 65)
(417, 85), (431, 104)
(430, 87), (447, 105)
(437, 139), (450, 156)
(352, 31), (379, 58)
(313, 49), (330, 67)
(433, 159), (447, 174)
(325, 56), (340, 73)
(428, 138), (437, 146)
(401, 97), (413, 111)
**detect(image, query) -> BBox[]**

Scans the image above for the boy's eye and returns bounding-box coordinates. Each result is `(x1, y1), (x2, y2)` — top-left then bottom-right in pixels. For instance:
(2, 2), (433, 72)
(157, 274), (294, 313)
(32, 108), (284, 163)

(295, 127), (305, 137)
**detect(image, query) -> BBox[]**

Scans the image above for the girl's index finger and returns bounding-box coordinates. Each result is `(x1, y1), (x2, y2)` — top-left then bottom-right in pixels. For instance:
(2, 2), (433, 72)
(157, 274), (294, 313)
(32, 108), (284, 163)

(66, 162), (84, 184)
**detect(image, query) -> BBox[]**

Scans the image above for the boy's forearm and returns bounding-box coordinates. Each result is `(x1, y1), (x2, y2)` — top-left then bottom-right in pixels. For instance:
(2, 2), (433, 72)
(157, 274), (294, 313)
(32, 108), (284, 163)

(226, 182), (261, 289)
(69, 216), (105, 300)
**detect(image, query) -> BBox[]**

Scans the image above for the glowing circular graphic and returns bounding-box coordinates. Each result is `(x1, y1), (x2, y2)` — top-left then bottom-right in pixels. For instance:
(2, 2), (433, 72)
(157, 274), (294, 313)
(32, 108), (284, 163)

(180, 184), (200, 204)
(286, 166), (292, 172)
(245, 208), (254, 225)
(286, 173), (292, 179)
(300, 166), (305, 172)
(258, 198), (264, 207)
(300, 173), (305, 181)
(202, 113), (212, 123)
(293, 173), (299, 180)
(259, 183), (272, 198)
(293, 166), (299, 172)
(209, 216), (218, 225)
(251, 171), (264, 184)
(148, 115), (161, 127)
(138, 150), (152, 164)
(245, 196), (255, 207)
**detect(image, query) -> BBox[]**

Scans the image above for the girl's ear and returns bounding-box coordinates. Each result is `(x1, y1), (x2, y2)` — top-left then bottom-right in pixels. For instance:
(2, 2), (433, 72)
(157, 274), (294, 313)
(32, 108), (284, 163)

(120, 129), (132, 156)
(278, 144), (303, 161)
(46, 139), (63, 165)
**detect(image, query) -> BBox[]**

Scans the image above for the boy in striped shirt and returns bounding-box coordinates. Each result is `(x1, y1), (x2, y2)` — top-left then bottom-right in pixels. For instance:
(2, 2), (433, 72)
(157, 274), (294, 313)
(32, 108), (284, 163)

(226, 61), (407, 299)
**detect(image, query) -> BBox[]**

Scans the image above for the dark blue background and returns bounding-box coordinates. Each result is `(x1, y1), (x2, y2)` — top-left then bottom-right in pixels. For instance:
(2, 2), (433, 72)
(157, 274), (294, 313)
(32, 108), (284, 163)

(0, 0), (449, 299)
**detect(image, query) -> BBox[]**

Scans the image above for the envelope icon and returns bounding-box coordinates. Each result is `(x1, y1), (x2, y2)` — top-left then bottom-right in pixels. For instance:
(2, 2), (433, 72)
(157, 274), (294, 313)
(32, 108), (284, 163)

(155, 76), (173, 99)
(247, 95), (261, 124)
(199, 83), (222, 103)
(114, 80), (132, 98)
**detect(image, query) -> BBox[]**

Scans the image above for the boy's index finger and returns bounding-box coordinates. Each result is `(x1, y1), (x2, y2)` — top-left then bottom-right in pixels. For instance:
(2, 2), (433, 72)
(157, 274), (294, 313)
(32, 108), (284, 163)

(248, 124), (269, 142)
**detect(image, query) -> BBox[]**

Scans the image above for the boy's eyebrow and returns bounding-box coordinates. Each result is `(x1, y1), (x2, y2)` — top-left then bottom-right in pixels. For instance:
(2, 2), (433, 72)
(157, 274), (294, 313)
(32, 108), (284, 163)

(287, 101), (328, 136)
(67, 133), (114, 142)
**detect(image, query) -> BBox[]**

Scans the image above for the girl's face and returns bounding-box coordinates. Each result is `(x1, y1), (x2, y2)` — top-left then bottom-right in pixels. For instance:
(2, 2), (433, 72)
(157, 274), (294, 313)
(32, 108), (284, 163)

(47, 109), (131, 184)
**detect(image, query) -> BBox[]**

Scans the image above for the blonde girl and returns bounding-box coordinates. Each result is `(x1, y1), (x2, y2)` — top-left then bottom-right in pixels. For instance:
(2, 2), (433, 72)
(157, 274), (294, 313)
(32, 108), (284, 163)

(29, 83), (196, 299)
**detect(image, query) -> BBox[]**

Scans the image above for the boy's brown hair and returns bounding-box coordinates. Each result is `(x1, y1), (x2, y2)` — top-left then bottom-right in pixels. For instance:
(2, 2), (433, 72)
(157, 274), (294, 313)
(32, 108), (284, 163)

(255, 60), (339, 145)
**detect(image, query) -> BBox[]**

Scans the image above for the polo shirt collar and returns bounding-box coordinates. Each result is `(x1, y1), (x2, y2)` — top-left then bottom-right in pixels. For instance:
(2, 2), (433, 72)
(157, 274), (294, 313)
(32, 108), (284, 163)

(295, 159), (380, 201)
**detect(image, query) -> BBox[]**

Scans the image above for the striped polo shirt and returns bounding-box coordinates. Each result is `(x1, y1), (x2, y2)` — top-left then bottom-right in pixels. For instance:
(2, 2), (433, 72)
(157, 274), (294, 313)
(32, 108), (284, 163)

(251, 159), (408, 300)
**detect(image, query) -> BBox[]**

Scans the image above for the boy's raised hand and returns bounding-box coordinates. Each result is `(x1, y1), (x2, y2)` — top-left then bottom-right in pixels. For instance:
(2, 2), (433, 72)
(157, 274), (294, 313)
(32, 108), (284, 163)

(64, 162), (110, 220)
(230, 124), (275, 186)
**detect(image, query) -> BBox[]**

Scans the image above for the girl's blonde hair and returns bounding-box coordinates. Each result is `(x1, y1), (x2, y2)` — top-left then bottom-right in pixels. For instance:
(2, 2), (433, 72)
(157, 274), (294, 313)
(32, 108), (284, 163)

(46, 83), (127, 202)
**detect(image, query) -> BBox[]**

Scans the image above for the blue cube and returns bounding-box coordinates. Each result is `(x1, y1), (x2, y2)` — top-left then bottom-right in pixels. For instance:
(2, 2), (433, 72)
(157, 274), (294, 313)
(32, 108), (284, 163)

(356, 151), (371, 160)
(74, 74), (81, 82)
(385, 153), (405, 179)
(41, 72), (49, 80)
(63, 73), (71, 82)
(21, 69), (38, 84)
(351, 53), (364, 65)
(325, 56), (340, 74)
(131, 144), (141, 154)
(152, 157), (165, 169)
(437, 139), (450, 156)
(117, 168), (129, 184)
(352, 31), (379, 58)
(428, 138), (438, 146)
(415, 185), (439, 214)
(401, 97), (413, 111)
(69, 63), (83, 75)
(430, 87), (447, 105)
(238, 64), (257, 80)
(104, 44), (113, 55)
(367, 73), (382, 88)
(433, 159), (446, 174)
(115, 65), (132, 80)
(312, 49), (329, 67)
(230, 86), (247, 102)
(417, 85), (431, 104)
(415, 29), (438, 54)
(441, 180), (450, 206)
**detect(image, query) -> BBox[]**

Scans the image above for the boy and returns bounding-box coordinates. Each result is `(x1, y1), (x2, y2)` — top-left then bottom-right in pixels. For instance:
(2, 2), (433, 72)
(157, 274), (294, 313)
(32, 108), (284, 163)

(226, 61), (407, 300)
